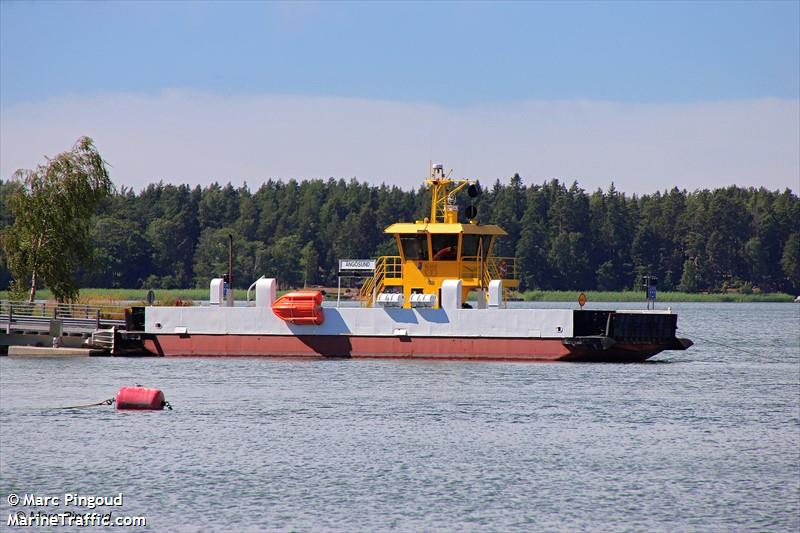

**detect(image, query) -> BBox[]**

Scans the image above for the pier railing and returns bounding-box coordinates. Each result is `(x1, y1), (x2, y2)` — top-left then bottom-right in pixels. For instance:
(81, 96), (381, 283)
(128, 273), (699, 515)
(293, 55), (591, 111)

(1, 300), (127, 334)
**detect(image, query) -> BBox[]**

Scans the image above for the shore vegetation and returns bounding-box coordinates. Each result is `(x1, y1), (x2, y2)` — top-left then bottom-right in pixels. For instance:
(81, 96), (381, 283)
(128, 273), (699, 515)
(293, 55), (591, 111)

(1, 137), (112, 302)
(1, 288), (794, 304)
(1, 162), (798, 298)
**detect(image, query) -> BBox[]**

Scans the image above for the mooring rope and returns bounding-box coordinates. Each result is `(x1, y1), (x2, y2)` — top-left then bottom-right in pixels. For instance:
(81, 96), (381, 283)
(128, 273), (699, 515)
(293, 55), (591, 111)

(677, 328), (766, 359)
(53, 398), (174, 410)
(54, 398), (115, 410)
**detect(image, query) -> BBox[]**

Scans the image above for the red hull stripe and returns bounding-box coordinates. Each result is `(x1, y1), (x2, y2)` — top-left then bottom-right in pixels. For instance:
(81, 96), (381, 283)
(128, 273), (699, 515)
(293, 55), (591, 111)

(142, 334), (661, 362)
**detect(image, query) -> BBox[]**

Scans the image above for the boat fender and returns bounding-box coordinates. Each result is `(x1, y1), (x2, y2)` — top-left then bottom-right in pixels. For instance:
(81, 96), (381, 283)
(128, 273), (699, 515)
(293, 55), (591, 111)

(115, 386), (171, 410)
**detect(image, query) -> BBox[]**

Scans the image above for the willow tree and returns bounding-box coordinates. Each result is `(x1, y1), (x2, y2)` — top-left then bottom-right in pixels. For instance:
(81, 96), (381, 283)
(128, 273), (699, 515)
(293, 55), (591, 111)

(1, 137), (113, 302)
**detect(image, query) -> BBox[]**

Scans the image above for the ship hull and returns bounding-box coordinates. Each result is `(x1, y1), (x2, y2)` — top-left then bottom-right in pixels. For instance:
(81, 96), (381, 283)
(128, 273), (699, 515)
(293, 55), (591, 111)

(141, 333), (675, 362)
(138, 295), (691, 363)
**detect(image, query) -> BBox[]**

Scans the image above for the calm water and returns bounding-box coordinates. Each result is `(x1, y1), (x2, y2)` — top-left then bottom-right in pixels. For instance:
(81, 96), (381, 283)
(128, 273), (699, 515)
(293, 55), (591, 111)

(1, 302), (798, 532)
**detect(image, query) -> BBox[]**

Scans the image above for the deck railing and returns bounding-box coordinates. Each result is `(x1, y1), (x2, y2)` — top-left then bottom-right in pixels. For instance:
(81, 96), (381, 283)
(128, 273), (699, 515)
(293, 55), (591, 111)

(359, 256), (402, 307)
(459, 256), (517, 284)
(487, 256), (517, 283)
(358, 255), (515, 307)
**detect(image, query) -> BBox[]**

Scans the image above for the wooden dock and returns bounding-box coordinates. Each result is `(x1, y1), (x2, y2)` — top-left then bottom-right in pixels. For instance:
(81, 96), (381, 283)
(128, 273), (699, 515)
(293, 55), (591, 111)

(1, 300), (127, 355)
(8, 346), (109, 357)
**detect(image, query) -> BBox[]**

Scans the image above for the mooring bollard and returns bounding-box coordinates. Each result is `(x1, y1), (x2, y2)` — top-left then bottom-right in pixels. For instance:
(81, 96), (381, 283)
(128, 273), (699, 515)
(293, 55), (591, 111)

(49, 319), (63, 348)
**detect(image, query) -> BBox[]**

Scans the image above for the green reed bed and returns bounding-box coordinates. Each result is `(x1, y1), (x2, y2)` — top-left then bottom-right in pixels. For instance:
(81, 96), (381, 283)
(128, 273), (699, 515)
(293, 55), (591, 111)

(2, 288), (795, 304)
(1, 288), (210, 303)
(519, 290), (795, 303)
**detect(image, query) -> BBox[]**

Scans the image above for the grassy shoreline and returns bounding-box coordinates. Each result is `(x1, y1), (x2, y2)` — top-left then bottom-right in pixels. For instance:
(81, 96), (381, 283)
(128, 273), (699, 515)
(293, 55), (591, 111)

(518, 290), (796, 303)
(1, 288), (795, 303)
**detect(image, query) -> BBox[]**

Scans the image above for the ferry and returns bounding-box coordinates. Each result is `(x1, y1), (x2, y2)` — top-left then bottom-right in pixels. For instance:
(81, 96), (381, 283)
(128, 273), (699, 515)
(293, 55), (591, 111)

(137, 165), (692, 361)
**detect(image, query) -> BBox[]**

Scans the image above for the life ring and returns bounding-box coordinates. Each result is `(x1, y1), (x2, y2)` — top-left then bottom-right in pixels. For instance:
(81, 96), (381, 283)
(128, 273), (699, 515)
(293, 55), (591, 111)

(433, 246), (454, 260)
(498, 260), (508, 276)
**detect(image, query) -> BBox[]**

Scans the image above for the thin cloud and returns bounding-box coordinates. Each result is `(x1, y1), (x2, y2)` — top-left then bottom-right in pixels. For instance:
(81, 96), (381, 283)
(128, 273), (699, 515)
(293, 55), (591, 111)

(1, 90), (797, 194)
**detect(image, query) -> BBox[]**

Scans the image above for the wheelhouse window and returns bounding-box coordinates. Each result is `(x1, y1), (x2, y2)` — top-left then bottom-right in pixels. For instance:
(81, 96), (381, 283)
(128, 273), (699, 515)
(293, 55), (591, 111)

(461, 235), (492, 261)
(399, 234), (429, 260)
(431, 234), (458, 261)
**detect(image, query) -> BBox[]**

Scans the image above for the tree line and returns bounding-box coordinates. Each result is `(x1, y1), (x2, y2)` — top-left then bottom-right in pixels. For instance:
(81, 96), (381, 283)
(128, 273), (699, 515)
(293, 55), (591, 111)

(1, 173), (798, 295)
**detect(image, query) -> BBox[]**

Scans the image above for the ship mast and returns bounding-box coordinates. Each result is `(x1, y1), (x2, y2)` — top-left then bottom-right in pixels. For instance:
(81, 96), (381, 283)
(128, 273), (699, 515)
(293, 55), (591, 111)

(425, 164), (470, 224)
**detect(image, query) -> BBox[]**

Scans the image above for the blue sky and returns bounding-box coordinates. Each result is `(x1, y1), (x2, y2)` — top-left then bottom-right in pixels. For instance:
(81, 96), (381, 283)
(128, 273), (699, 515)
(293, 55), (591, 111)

(1, 1), (798, 193)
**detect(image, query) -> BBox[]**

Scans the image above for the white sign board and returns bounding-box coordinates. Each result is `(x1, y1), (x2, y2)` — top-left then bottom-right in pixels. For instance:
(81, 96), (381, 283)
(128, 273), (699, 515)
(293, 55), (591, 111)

(339, 259), (376, 272)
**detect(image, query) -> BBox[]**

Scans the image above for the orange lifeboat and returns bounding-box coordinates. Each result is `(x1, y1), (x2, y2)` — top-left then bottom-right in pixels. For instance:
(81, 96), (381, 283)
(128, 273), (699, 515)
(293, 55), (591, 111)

(272, 291), (325, 325)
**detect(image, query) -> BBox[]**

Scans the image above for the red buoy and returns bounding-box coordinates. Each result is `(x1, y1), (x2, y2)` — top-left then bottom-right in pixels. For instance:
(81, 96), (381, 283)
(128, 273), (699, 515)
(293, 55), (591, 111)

(115, 387), (166, 410)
